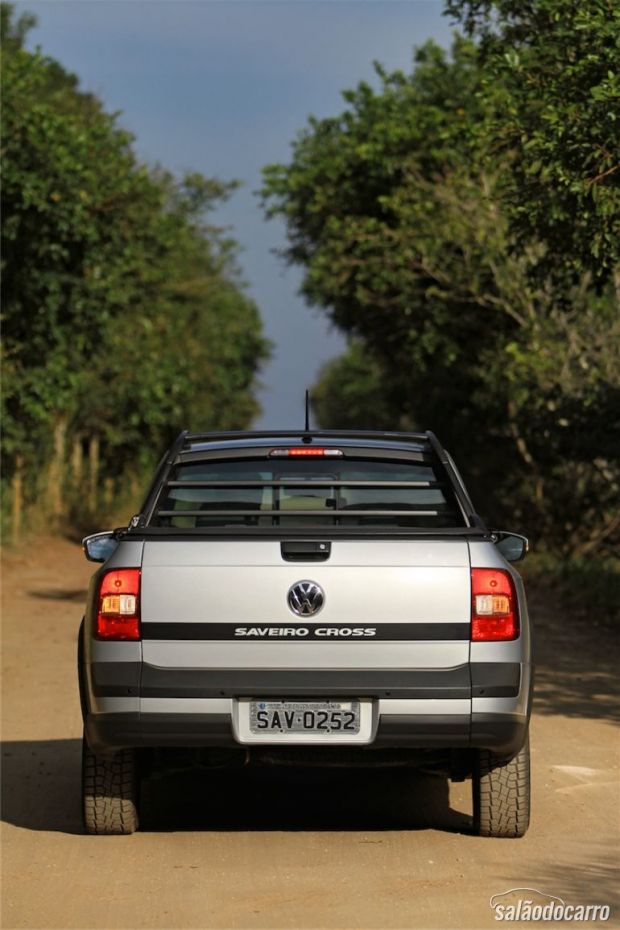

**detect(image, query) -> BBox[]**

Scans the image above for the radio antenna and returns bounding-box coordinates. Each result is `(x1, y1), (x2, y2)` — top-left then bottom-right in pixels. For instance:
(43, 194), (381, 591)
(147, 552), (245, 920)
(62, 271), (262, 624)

(304, 390), (310, 432)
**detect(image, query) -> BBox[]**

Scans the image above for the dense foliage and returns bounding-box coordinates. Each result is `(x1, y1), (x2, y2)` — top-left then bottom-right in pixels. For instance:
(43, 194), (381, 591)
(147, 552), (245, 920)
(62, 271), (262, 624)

(262, 2), (619, 556)
(446, 0), (620, 284)
(1, 5), (269, 532)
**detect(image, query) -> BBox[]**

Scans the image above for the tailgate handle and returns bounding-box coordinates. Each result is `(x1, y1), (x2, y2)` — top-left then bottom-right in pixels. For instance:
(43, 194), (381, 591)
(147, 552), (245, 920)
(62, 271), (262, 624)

(281, 541), (331, 562)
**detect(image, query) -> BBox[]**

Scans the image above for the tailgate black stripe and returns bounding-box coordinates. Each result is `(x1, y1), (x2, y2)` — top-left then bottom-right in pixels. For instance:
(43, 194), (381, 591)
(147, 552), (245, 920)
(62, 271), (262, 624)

(141, 621), (470, 641)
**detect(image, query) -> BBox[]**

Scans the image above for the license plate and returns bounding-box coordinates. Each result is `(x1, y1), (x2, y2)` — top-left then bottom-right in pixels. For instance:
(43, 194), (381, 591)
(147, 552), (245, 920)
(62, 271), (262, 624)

(249, 700), (360, 735)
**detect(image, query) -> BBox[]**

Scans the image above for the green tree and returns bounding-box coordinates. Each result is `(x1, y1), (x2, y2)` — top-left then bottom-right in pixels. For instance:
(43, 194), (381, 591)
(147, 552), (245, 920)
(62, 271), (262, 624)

(311, 342), (396, 431)
(262, 24), (619, 555)
(1, 4), (269, 531)
(445, 0), (620, 286)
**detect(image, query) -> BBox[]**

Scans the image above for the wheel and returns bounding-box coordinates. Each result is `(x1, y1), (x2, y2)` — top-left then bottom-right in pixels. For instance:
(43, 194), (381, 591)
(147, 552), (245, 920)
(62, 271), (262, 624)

(82, 734), (140, 834)
(472, 734), (530, 838)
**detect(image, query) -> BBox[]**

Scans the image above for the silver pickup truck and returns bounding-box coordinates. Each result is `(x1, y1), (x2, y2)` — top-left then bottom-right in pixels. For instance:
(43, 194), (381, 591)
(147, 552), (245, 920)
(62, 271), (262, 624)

(79, 430), (532, 837)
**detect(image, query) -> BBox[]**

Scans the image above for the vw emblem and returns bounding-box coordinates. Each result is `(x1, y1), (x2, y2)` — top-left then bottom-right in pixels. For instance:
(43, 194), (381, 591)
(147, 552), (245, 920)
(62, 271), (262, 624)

(287, 580), (325, 617)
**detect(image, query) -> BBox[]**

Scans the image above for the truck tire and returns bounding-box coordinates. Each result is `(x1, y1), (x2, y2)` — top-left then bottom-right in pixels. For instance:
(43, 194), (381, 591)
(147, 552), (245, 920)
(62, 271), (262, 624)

(472, 734), (530, 838)
(82, 734), (140, 835)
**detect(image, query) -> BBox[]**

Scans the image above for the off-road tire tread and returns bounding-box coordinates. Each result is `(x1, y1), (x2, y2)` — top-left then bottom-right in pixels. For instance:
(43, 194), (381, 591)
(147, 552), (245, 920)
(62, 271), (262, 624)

(473, 735), (530, 838)
(82, 738), (139, 835)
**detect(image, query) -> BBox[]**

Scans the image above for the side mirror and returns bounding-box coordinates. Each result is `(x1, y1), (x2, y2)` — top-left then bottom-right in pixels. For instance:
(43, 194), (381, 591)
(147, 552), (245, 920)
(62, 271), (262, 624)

(83, 531), (118, 563)
(493, 531), (529, 563)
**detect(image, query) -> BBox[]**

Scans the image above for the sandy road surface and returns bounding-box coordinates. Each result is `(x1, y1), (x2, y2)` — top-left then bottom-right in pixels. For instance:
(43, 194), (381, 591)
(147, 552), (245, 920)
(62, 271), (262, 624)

(1, 537), (618, 930)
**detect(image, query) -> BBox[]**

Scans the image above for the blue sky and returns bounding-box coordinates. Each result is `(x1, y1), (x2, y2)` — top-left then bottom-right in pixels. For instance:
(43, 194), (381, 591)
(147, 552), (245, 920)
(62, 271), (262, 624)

(16, 0), (454, 428)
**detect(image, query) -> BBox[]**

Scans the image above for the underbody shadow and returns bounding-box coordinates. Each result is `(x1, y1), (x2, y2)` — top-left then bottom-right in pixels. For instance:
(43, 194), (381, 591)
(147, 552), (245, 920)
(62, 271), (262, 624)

(0, 739), (471, 835)
(141, 764), (472, 833)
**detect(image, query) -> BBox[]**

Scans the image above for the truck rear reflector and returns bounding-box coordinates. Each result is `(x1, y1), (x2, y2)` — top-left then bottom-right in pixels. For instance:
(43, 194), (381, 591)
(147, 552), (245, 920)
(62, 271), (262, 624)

(96, 569), (141, 640)
(471, 568), (518, 641)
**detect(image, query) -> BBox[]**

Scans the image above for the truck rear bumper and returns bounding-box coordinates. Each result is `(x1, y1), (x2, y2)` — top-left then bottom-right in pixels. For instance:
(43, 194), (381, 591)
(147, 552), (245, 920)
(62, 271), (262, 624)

(83, 659), (531, 758)
(85, 708), (528, 758)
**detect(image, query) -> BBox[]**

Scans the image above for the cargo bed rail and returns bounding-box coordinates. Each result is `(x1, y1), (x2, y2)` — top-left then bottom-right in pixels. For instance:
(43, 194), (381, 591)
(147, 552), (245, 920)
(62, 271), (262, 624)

(132, 429), (487, 533)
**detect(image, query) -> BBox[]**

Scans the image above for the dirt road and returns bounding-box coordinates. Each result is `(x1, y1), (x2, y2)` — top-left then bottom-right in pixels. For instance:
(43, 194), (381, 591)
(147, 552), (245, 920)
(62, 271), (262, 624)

(1, 537), (618, 929)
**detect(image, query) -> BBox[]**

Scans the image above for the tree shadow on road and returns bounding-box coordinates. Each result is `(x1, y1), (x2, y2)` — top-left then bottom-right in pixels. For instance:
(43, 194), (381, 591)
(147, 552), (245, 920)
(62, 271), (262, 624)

(0, 738), (471, 835)
(498, 844), (620, 914)
(531, 588), (620, 723)
(0, 739), (83, 835)
(28, 588), (88, 602)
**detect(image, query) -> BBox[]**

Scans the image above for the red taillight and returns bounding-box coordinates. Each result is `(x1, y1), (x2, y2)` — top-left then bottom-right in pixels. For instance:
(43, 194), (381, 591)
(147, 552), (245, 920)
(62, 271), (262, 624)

(96, 569), (141, 640)
(471, 568), (518, 641)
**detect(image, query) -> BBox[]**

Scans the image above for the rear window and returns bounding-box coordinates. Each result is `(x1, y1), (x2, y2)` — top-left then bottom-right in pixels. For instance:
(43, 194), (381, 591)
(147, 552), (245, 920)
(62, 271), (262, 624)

(152, 456), (465, 528)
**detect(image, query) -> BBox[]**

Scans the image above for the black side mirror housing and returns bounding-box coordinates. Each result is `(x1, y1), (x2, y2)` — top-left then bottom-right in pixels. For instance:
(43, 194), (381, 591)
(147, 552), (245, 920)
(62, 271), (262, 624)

(493, 531), (529, 563)
(82, 531), (119, 563)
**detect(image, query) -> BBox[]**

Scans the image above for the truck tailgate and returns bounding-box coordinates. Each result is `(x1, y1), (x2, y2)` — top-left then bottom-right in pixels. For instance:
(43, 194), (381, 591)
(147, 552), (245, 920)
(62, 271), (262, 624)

(141, 540), (471, 670)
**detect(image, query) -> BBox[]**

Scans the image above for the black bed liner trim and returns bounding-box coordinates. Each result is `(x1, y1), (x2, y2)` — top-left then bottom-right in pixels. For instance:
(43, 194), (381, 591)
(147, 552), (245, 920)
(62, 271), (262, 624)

(123, 526), (490, 540)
